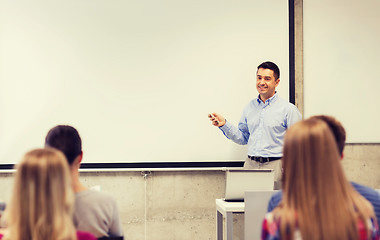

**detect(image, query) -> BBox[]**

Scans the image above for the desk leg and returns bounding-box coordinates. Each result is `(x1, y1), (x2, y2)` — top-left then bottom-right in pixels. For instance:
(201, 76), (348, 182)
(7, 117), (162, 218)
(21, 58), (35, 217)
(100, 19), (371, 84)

(216, 210), (223, 240)
(226, 212), (233, 240)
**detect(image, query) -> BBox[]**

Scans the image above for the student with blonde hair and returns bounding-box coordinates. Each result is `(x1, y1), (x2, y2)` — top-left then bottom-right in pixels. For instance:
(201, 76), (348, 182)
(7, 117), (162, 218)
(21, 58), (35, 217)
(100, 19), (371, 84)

(261, 118), (379, 240)
(267, 115), (380, 221)
(0, 148), (96, 240)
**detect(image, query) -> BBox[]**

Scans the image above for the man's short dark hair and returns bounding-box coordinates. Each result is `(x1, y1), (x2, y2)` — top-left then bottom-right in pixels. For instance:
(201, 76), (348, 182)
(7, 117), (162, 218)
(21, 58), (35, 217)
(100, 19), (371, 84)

(257, 61), (280, 80)
(310, 115), (346, 155)
(45, 125), (82, 165)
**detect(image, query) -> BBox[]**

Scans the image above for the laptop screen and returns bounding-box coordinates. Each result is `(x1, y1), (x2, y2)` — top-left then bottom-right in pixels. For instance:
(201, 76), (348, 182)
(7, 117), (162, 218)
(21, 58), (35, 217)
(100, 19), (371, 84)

(224, 169), (274, 201)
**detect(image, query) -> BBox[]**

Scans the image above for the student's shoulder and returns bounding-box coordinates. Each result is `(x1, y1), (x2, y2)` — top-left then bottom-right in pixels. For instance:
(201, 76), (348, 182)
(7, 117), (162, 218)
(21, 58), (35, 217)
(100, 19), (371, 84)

(270, 191), (283, 200)
(267, 191), (283, 212)
(262, 211), (282, 239)
(351, 181), (380, 198)
(351, 181), (380, 210)
(76, 189), (117, 202)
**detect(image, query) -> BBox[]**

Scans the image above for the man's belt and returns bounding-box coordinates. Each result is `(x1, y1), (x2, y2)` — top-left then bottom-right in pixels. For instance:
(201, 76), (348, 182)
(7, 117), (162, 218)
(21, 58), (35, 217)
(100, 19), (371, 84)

(248, 156), (281, 163)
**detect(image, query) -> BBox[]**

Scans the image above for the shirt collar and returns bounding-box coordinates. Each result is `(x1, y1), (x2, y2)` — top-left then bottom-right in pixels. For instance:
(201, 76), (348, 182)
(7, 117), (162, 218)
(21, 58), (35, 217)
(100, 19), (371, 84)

(256, 92), (278, 105)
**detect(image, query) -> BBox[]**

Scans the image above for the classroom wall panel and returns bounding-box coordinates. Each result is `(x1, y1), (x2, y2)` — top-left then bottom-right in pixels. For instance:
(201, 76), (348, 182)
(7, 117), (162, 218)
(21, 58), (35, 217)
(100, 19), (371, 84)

(303, 0), (380, 143)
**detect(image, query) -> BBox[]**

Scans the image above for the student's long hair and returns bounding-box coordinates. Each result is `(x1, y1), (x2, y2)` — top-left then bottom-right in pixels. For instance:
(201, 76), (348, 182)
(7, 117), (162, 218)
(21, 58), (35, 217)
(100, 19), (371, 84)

(273, 118), (375, 240)
(4, 148), (77, 240)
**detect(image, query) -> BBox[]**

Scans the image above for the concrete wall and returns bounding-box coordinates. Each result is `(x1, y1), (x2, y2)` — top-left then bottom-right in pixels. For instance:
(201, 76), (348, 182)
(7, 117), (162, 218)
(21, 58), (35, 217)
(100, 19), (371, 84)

(342, 144), (380, 189)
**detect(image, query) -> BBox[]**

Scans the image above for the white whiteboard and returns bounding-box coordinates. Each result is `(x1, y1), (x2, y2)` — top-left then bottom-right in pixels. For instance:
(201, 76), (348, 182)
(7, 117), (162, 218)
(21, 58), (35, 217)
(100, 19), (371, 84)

(0, 0), (289, 164)
(304, 0), (380, 143)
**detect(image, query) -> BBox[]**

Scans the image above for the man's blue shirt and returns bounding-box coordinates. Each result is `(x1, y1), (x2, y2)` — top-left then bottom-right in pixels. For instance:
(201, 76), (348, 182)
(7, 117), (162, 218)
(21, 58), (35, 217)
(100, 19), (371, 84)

(267, 182), (380, 221)
(219, 93), (302, 157)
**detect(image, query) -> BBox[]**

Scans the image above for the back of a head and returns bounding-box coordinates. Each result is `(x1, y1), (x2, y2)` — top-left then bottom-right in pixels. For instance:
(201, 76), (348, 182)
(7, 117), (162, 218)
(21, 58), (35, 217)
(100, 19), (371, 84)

(277, 118), (375, 240)
(282, 118), (342, 189)
(45, 125), (82, 165)
(6, 148), (76, 240)
(310, 115), (346, 155)
(257, 61), (280, 79)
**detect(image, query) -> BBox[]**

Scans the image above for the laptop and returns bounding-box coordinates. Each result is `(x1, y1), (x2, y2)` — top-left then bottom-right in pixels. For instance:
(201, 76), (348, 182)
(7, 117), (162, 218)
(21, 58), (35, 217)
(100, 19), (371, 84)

(223, 169), (275, 201)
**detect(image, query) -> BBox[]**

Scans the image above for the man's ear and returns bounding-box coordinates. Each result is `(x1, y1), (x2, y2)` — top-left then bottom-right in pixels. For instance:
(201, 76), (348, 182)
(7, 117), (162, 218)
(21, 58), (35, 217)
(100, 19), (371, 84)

(78, 152), (83, 163)
(275, 78), (280, 87)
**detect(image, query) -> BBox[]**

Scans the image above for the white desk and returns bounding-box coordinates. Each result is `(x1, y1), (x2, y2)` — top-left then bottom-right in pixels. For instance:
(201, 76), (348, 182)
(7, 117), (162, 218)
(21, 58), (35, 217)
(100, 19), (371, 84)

(215, 199), (244, 240)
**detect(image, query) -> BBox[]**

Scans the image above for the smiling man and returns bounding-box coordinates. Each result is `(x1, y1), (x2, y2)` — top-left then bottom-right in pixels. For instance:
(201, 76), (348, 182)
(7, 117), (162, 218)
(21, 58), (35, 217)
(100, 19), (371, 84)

(208, 61), (301, 189)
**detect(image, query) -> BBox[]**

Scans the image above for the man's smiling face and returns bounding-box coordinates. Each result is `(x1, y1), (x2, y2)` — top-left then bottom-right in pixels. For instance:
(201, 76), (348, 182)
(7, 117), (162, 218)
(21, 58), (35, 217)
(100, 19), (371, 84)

(256, 68), (280, 102)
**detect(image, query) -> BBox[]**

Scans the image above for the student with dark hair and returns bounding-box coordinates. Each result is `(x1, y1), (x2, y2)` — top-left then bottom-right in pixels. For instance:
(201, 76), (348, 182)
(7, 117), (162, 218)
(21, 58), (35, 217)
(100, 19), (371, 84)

(45, 125), (123, 238)
(0, 148), (96, 240)
(208, 61), (302, 189)
(267, 115), (380, 222)
(262, 118), (379, 240)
